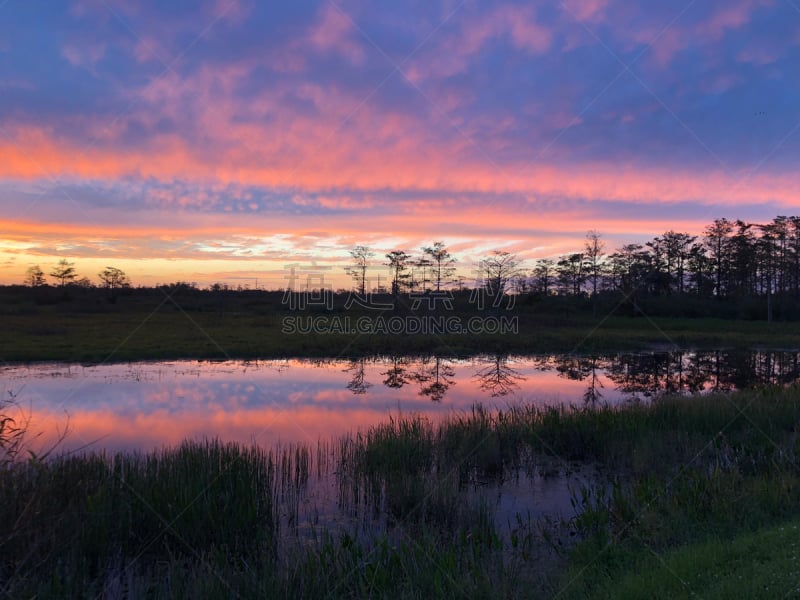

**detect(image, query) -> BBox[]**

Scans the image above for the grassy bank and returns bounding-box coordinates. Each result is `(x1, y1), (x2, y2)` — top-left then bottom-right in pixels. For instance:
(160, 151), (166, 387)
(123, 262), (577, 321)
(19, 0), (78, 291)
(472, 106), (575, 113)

(1, 386), (799, 597)
(2, 286), (800, 362)
(582, 518), (800, 599)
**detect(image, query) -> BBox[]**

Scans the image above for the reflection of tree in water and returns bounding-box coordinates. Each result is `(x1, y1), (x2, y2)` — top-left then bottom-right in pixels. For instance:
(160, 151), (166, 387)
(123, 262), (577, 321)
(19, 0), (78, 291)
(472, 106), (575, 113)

(582, 359), (604, 406)
(355, 350), (800, 401)
(601, 350), (800, 400)
(726, 350), (800, 389)
(553, 355), (605, 405)
(701, 351), (739, 392)
(771, 352), (800, 385)
(474, 354), (525, 397)
(344, 358), (372, 395)
(382, 356), (411, 389)
(679, 352), (719, 393)
(603, 353), (672, 399)
(412, 356), (455, 402)
(603, 352), (715, 399)
(523, 355), (557, 371)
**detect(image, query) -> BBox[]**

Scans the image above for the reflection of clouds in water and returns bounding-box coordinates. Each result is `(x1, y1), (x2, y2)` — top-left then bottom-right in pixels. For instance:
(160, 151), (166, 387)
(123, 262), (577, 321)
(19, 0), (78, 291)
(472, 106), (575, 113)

(5, 351), (800, 453)
(29, 405), (408, 454)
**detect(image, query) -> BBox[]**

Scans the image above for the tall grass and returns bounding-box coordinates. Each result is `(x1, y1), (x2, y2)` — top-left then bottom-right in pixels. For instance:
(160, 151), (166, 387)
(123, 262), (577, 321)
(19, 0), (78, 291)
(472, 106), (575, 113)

(0, 440), (277, 597)
(339, 384), (800, 482)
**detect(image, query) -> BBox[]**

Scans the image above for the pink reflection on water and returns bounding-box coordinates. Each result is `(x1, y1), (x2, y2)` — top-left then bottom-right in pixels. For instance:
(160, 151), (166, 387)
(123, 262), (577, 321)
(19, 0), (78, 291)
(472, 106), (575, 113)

(2, 351), (764, 454)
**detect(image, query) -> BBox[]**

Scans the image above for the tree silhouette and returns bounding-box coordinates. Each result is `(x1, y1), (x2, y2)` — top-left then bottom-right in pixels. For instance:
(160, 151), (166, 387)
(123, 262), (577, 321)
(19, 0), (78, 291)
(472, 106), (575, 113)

(531, 259), (555, 295)
(584, 231), (605, 298)
(704, 218), (733, 297)
(556, 253), (585, 295)
(49, 259), (77, 287)
(99, 266), (131, 300)
(24, 265), (45, 287)
(480, 251), (521, 298)
(345, 246), (373, 296)
(99, 266), (130, 290)
(422, 241), (456, 292)
(385, 250), (410, 300)
(412, 256), (433, 293)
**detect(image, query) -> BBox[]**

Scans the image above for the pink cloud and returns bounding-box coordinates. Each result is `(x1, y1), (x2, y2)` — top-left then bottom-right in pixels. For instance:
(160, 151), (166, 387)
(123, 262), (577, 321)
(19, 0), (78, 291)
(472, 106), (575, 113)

(307, 4), (365, 65)
(504, 6), (553, 53)
(621, 0), (772, 67)
(737, 45), (783, 65)
(62, 41), (107, 69)
(4, 101), (800, 210)
(69, 0), (110, 18)
(648, 27), (686, 67)
(561, 0), (610, 22)
(471, 5), (553, 54)
(409, 5), (552, 81)
(700, 70), (744, 94)
(698, 0), (768, 40)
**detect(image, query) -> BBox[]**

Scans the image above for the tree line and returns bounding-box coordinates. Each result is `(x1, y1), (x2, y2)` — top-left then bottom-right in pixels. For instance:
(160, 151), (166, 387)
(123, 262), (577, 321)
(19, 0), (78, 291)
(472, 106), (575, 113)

(341, 216), (800, 302)
(24, 260), (131, 292)
(21, 215), (800, 317)
(346, 243), (523, 299)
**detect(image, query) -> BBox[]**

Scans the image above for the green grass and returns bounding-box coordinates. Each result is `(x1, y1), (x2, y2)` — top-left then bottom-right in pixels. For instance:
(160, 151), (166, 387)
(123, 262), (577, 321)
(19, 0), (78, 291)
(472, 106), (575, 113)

(552, 387), (800, 599)
(2, 286), (800, 362)
(4, 308), (800, 361)
(582, 518), (800, 599)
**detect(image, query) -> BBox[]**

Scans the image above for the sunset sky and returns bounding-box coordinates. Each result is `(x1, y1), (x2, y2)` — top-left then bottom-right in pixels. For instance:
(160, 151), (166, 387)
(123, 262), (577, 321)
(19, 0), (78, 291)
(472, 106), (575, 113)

(2, 0), (799, 288)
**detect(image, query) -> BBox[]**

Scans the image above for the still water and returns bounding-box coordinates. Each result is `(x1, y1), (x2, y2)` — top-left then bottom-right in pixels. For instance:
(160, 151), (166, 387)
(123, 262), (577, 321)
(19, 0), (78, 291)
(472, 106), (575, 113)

(3, 350), (797, 535)
(2, 350), (798, 455)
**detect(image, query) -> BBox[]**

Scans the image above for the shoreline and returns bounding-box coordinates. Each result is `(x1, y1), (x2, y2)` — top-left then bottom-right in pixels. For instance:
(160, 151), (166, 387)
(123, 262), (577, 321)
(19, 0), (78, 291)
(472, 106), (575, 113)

(3, 343), (800, 368)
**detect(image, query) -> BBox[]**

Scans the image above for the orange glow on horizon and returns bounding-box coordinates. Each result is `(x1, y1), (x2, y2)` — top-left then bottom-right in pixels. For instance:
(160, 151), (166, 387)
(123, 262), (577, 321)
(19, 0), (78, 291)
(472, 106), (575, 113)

(2, 200), (792, 288)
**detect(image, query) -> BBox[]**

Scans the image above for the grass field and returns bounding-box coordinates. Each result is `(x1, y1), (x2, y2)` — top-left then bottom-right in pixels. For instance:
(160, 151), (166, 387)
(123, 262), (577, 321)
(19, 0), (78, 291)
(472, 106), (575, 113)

(583, 519), (800, 599)
(1, 385), (798, 598)
(2, 285), (799, 362)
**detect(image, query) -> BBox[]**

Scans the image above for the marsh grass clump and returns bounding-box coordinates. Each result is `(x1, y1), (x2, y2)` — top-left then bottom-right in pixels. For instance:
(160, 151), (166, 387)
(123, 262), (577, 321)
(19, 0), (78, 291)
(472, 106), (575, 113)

(0, 440), (278, 596)
(335, 414), (510, 537)
(337, 415), (434, 517)
(360, 415), (436, 475)
(438, 404), (522, 480)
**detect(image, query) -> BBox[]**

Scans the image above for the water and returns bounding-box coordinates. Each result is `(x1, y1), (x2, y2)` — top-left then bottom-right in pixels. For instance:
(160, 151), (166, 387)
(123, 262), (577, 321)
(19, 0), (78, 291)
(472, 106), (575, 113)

(3, 350), (797, 537)
(2, 350), (798, 455)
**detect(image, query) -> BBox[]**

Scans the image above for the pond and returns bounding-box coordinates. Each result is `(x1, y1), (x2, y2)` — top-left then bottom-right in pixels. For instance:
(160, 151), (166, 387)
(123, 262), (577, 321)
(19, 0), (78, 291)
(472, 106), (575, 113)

(3, 349), (798, 541)
(2, 350), (798, 456)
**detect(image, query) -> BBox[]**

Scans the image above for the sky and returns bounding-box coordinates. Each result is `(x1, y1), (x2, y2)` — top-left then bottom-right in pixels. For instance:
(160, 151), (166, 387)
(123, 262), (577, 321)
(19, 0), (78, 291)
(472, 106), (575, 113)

(1, 0), (799, 288)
